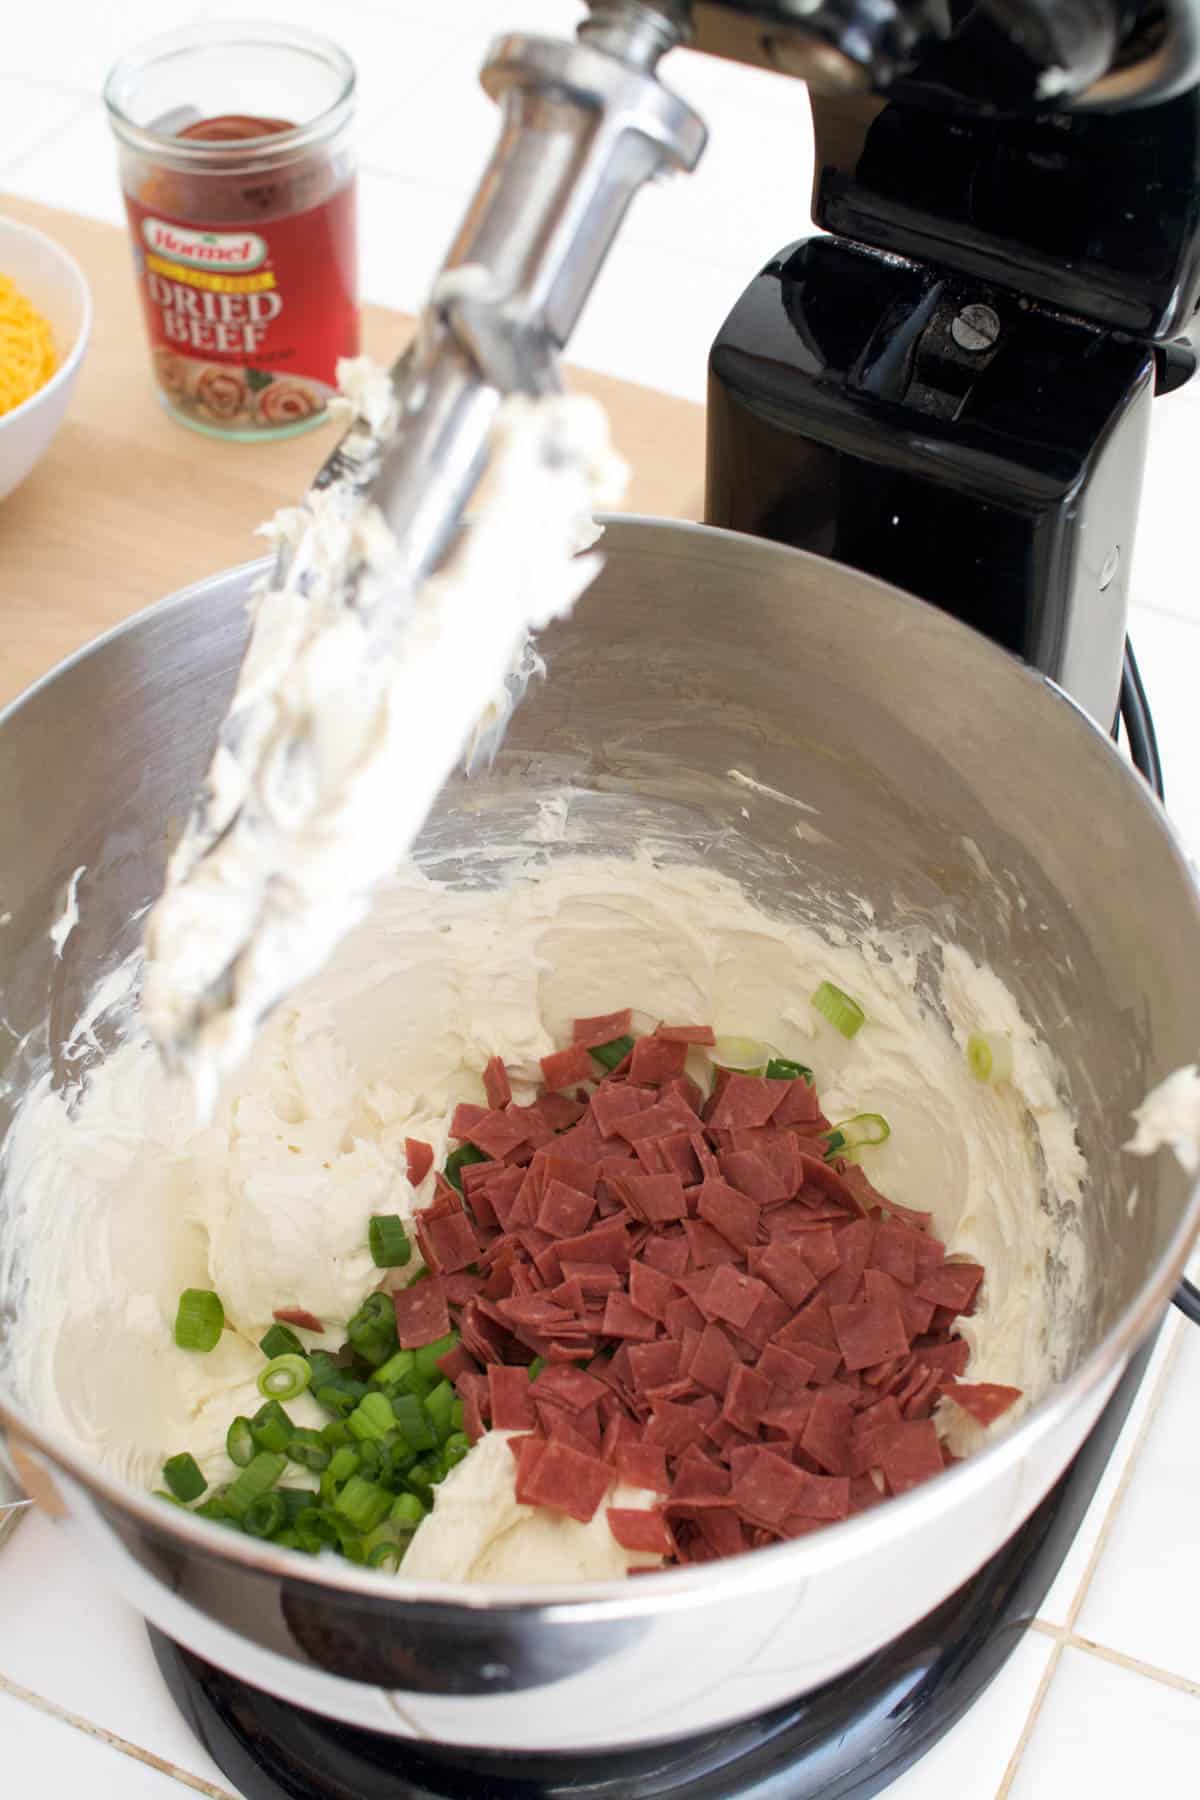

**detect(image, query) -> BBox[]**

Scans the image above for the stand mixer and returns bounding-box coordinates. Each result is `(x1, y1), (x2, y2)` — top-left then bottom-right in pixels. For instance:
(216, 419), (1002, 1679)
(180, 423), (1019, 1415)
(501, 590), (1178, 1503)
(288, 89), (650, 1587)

(25, 4), (1200, 1794)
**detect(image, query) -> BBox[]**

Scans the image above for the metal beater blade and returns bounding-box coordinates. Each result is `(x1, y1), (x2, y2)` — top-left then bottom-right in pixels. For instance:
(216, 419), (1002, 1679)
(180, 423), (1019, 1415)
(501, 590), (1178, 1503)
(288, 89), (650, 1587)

(141, 7), (707, 1101)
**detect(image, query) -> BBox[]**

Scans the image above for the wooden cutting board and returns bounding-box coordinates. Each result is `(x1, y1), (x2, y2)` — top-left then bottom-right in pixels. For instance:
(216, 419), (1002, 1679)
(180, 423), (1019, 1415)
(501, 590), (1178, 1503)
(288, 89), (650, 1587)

(0, 195), (706, 709)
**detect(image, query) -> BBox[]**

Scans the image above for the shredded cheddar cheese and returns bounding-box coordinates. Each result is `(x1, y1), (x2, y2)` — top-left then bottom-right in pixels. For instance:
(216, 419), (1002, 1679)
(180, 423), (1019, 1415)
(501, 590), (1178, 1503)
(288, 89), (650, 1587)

(0, 274), (56, 417)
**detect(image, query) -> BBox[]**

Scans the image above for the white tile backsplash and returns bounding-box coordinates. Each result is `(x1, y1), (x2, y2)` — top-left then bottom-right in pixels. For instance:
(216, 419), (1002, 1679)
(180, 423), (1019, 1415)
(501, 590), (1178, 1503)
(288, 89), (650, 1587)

(568, 235), (743, 401)
(0, 1512), (234, 1792)
(5, 2), (187, 91)
(191, 0), (464, 133)
(1074, 1325), (1200, 1686)
(0, 1686), (227, 1799)
(1007, 1645), (1200, 1795)
(881, 1629), (1054, 1800)
(357, 171), (463, 316)
(1124, 605), (1200, 864)
(0, 80), (86, 170)
(1037, 1313), (1181, 1628)
(1129, 374), (1200, 631)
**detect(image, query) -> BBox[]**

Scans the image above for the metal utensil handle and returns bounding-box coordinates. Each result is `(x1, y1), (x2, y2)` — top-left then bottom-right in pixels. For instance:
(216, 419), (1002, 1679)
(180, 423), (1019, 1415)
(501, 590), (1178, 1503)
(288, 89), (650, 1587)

(361, 20), (707, 600)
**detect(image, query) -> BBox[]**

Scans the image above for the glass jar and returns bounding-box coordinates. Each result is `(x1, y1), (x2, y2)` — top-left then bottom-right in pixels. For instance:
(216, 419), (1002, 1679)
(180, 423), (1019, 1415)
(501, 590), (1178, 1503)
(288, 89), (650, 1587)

(104, 22), (359, 443)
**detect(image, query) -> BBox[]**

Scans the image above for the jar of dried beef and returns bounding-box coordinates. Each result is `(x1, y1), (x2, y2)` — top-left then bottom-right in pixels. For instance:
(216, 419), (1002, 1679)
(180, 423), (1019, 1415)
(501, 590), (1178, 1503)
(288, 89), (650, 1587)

(104, 23), (358, 442)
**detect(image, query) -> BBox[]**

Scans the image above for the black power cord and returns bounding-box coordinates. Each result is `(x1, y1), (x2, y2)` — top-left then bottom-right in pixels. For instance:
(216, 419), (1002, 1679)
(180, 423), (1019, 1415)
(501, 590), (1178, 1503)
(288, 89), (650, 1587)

(1120, 637), (1165, 806)
(1119, 638), (1199, 1327)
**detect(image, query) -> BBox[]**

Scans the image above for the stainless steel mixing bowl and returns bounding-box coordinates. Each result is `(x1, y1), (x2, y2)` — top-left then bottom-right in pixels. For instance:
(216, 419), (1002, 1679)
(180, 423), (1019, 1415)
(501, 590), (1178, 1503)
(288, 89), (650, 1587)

(1, 518), (1197, 1751)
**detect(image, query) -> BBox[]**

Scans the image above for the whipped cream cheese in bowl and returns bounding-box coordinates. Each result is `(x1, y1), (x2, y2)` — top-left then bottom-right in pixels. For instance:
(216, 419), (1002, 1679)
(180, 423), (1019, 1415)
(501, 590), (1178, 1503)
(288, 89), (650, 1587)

(0, 517), (1198, 1752)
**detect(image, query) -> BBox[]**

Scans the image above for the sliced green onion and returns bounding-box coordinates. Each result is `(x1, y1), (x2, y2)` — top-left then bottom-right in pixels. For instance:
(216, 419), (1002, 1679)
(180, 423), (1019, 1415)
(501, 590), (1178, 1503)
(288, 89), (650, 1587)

(294, 1505), (341, 1551)
(828, 1112), (891, 1152)
(383, 1435), (418, 1482)
(222, 1451), (286, 1519)
(450, 1397), (465, 1432)
(162, 1452), (206, 1503)
(423, 1379), (457, 1443)
(404, 1458), (439, 1501)
(277, 1487), (319, 1525)
(825, 1129), (846, 1155)
(765, 1056), (814, 1083)
(442, 1432), (470, 1471)
(368, 1540), (405, 1572)
(335, 1474), (393, 1533)
(371, 1348), (416, 1390)
(357, 1440), (384, 1482)
(243, 1492), (288, 1539)
(346, 1292), (398, 1369)
(369, 1214), (412, 1269)
(528, 1357), (547, 1383)
(591, 1033), (635, 1071)
(285, 1428), (331, 1472)
(966, 1031), (1014, 1085)
(257, 1353), (312, 1402)
(307, 1351), (341, 1389)
(275, 1530), (315, 1554)
(228, 1411), (259, 1468)
(812, 981), (865, 1039)
(154, 1489), (187, 1507)
(349, 1287), (398, 1333)
(444, 1143), (488, 1192)
(390, 1491), (427, 1528)
(407, 1265), (431, 1287)
(250, 1400), (294, 1455)
(195, 1497), (242, 1530)
(327, 1445), (361, 1484)
(391, 1391), (437, 1452)
(320, 1419), (351, 1448)
(347, 1391), (395, 1444)
(315, 1380), (368, 1420)
(173, 1288), (224, 1353)
(259, 1322), (305, 1360)
(707, 1035), (772, 1075)
(413, 1331), (458, 1381)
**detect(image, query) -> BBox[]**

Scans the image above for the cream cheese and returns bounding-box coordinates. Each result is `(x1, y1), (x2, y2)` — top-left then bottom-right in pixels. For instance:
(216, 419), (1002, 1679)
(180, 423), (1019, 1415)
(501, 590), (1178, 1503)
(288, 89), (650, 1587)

(401, 1429), (665, 1582)
(48, 864), (85, 959)
(1125, 1064), (1200, 1175)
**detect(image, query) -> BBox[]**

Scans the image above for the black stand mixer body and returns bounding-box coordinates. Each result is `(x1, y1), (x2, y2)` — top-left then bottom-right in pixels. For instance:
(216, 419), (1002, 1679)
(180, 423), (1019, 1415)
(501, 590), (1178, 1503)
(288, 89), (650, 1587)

(703, 21), (1200, 726)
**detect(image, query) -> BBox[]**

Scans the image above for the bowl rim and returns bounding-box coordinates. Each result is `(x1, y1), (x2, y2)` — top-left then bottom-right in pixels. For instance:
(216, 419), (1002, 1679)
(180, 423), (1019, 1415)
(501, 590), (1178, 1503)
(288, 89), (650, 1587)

(0, 215), (93, 432)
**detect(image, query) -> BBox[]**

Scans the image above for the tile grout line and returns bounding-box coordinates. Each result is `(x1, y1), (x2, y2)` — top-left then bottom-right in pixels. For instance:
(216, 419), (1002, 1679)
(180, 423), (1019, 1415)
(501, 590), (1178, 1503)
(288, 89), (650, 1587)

(1128, 597), (1200, 632)
(1065, 1633), (1200, 1699)
(994, 1320), (1185, 1797)
(993, 1637), (1066, 1800)
(1061, 1317), (1184, 1634)
(0, 1670), (239, 1800)
(1033, 1610), (1200, 1698)
(0, 93), (99, 185)
(1025, 1316), (1182, 1640)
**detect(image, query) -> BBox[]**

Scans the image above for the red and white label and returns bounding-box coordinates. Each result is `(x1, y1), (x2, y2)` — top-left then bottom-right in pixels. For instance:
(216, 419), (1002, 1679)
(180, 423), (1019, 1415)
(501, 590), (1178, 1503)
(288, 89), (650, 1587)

(124, 181), (359, 432)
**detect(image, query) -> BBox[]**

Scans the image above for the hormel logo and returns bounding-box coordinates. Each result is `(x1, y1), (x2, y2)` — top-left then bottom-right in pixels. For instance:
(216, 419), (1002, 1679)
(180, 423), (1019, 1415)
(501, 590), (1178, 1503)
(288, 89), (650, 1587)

(141, 219), (268, 271)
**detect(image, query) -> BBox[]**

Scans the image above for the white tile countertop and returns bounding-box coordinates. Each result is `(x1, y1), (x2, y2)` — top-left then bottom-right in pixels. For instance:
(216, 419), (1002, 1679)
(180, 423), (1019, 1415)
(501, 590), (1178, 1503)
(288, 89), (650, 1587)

(3, 1), (1200, 1795)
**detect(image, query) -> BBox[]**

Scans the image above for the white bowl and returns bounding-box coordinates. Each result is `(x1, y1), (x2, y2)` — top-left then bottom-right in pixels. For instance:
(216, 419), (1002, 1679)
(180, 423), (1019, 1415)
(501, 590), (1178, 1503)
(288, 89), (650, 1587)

(0, 216), (92, 502)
